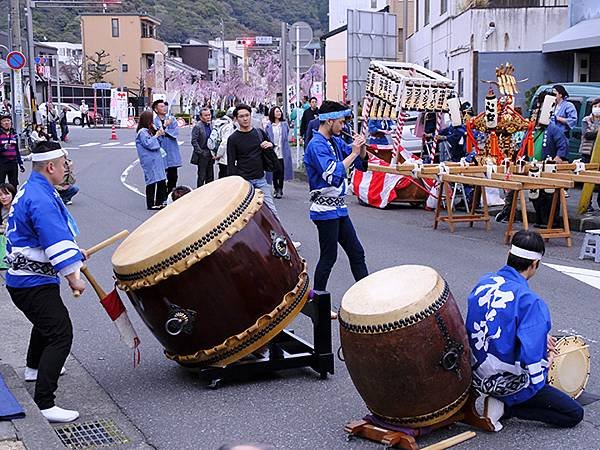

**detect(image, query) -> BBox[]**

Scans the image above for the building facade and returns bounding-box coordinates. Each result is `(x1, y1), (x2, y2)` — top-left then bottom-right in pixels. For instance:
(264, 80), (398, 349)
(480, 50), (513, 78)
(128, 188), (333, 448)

(406, 0), (571, 110)
(44, 42), (83, 65)
(329, 0), (389, 30)
(81, 13), (167, 91)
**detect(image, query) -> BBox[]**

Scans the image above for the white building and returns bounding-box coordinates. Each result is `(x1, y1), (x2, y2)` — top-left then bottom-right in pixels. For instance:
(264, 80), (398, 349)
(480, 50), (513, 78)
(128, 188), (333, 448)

(207, 39), (243, 80)
(328, 0), (388, 30)
(44, 42), (83, 65)
(406, 0), (570, 109)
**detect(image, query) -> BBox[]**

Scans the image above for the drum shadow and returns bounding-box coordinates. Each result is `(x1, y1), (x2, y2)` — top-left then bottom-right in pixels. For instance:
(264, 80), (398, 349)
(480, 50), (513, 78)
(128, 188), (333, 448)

(577, 392), (600, 407)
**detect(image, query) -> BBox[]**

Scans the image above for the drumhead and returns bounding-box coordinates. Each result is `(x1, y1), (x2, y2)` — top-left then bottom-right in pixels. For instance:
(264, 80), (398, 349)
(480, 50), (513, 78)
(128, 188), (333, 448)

(548, 336), (590, 399)
(340, 265), (446, 327)
(112, 176), (263, 289)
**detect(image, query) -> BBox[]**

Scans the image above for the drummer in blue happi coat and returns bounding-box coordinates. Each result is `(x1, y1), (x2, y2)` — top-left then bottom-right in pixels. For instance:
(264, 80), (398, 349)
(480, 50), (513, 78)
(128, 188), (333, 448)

(466, 230), (583, 432)
(303, 100), (369, 296)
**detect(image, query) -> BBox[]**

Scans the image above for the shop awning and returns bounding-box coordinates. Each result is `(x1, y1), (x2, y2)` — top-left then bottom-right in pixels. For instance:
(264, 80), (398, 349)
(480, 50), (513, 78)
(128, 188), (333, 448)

(543, 18), (600, 53)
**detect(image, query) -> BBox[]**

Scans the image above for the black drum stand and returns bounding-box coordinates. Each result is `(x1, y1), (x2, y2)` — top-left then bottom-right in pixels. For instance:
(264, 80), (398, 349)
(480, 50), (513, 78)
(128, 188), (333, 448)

(192, 292), (335, 389)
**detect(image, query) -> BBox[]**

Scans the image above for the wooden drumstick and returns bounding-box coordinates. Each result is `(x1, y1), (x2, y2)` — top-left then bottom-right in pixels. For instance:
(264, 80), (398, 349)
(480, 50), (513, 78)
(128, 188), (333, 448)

(71, 230), (129, 297)
(553, 345), (589, 357)
(420, 431), (476, 450)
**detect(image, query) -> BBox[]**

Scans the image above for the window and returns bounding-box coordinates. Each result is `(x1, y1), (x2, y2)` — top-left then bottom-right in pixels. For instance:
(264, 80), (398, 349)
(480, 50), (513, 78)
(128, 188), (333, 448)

(424, 0), (430, 25)
(441, 0), (447, 14)
(398, 28), (404, 52)
(423, 59), (429, 69)
(111, 18), (119, 37)
(122, 64), (128, 73)
(371, 0), (377, 8)
(416, 0), (420, 31)
(457, 69), (464, 97)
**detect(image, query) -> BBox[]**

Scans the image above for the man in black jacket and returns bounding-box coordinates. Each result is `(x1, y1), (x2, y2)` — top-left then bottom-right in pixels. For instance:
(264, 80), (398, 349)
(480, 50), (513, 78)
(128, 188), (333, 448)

(300, 97), (319, 141)
(190, 108), (214, 187)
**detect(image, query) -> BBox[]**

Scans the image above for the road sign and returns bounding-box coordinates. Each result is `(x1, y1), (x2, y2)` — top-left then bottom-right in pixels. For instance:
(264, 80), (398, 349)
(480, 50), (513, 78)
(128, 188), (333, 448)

(291, 48), (314, 74)
(289, 22), (313, 48)
(6, 51), (26, 70)
(255, 36), (273, 45)
(92, 82), (112, 90)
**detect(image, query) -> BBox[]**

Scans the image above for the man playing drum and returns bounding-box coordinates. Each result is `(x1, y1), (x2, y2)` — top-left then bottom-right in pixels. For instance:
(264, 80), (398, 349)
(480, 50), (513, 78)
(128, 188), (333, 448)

(303, 100), (368, 295)
(465, 230), (583, 431)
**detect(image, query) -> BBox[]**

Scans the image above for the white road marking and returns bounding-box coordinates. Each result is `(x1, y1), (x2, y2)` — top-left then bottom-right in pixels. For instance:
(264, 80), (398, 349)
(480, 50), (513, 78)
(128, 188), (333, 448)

(102, 142), (121, 147)
(120, 159), (145, 198)
(543, 263), (600, 290)
(178, 140), (184, 145)
(124, 141), (135, 146)
(80, 142), (100, 147)
(63, 147), (77, 150)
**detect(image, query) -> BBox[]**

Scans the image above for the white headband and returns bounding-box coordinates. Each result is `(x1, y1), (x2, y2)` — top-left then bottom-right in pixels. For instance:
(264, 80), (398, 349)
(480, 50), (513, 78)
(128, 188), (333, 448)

(510, 245), (543, 261)
(31, 149), (67, 162)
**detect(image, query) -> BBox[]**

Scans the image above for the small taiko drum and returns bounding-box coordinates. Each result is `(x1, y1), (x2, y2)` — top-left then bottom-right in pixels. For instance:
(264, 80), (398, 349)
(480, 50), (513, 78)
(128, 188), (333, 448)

(548, 335), (590, 399)
(339, 265), (471, 428)
(111, 176), (309, 367)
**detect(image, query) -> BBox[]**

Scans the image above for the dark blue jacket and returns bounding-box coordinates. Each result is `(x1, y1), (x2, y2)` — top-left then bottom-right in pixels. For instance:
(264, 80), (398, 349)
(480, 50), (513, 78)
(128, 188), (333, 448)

(438, 124), (466, 162)
(541, 122), (568, 160)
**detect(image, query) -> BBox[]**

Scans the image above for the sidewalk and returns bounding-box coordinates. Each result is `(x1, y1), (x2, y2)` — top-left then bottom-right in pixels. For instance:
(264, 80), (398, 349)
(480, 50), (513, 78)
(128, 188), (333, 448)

(0, 274), (152, 450)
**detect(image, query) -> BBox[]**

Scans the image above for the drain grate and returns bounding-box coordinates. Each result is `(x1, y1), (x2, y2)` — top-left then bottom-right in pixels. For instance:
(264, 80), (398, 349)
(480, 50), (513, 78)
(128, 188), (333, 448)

(55, 418), (130, 449)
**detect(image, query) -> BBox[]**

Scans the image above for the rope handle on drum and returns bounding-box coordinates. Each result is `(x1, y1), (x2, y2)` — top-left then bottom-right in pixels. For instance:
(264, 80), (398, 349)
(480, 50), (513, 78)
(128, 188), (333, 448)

(337, 346), (345, 362)
(72, 230), (130, 297)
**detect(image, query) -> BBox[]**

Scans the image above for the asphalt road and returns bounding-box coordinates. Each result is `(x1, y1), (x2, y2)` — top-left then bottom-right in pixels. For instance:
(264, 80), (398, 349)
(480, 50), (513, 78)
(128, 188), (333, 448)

(12, 126), (600, 449)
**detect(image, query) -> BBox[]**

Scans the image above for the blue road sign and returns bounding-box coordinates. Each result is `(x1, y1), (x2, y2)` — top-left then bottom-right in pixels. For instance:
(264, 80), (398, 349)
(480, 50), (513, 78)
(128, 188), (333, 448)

(6, 51), (26, 70)
(92, 82), (112, 90)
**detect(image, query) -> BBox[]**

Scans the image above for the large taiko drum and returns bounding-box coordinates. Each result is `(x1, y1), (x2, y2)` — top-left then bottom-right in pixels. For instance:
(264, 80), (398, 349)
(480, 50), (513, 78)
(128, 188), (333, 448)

(339, 265), (471, 428)
(111, 176), (310, 367)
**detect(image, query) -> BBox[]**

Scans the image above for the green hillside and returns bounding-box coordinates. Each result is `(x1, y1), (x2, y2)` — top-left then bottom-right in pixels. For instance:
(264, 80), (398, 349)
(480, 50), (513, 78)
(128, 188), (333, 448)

(2, 0), (327, 44)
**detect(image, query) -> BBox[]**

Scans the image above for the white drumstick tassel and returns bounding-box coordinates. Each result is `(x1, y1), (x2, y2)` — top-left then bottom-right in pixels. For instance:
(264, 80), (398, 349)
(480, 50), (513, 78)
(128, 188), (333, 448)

(448, 97), (462, 126)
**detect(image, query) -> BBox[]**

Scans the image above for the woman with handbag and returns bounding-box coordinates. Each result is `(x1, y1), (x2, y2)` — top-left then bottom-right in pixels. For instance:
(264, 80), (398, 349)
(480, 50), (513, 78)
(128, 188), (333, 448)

(265, 106), (293, 198)
(136, 111), (167, 210)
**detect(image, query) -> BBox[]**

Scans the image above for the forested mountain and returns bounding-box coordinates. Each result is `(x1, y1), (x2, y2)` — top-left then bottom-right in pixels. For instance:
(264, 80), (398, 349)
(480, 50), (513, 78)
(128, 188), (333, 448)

(3, 0), (327, 44)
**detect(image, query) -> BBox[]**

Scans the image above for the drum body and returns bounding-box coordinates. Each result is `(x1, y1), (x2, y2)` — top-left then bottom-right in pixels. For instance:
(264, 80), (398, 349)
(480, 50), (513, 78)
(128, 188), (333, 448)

(339, 265), (471, 428)
(548, 335), (590, 399)
(112, 177), (309, 367)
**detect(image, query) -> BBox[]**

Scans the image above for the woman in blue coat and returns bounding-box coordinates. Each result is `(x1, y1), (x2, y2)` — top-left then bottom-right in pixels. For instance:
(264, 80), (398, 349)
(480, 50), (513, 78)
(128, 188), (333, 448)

(136, 111), (167, 210)
(265, 106), (294, 198)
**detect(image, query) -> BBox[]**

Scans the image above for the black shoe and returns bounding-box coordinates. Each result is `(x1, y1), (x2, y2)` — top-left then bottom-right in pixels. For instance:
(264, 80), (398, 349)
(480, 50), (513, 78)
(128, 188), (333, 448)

(495, 212), (508, 223)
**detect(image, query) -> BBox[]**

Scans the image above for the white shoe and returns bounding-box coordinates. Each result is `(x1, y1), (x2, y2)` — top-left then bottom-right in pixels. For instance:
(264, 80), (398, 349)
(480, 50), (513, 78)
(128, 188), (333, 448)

(40, 406), (79, 423)
(292, 241), (301, 249)
(25, 366), (66, 382)
(482, 395), (504, 432)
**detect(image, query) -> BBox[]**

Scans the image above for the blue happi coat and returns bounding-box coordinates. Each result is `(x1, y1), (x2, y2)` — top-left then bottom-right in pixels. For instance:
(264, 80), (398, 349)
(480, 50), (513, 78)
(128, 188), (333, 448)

(153, 115), (182, 168)
(5, 172), (83, 288)
(465, 265), (552, 406)
(304, 131), (367, 221)
(136, 128), (167, 185)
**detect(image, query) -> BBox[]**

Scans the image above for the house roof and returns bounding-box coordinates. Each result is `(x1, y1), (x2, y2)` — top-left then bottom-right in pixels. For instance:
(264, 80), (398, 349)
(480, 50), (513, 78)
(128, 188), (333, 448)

(321, 25), (347, 41)
(165, 57), (204, 76)
(80, 13), (161, 24)
(543, 18), (600, 53)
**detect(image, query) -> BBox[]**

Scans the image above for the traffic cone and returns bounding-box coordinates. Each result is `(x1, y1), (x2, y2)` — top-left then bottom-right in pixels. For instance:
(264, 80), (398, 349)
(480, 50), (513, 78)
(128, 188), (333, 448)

(110, 124), (118, 140)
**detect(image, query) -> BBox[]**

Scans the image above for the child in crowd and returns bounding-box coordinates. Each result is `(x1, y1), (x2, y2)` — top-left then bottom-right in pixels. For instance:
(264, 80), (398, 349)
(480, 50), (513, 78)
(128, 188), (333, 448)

(0, 182), (16, 269)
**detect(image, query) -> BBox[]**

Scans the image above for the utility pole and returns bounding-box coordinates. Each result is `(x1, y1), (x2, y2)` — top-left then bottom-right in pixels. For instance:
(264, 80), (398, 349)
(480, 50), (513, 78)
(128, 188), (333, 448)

(26, 0), (37, 103)
(403, 0), (409, 62)
(221, 19), (226, 76)
(280, 22), (288, 119)
(9, 0), (24, 136)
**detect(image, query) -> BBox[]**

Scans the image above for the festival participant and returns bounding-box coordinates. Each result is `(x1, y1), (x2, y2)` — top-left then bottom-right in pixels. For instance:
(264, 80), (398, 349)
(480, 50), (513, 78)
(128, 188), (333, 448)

(300, 96), (319, 141)
(136, 111), (167, 210)
(4, 141), (86, 423)
(79, 100), (90, 128)
(0, 182), (16, 270)
(466, 230), (583, 431)
(551, 85), (578, 136)
(265, 106), (293, 199)
(303, 100), (369, 295)
(0, 114), (25, 187)
(367, 118), (393, 145)
(152, 99), (182, 192)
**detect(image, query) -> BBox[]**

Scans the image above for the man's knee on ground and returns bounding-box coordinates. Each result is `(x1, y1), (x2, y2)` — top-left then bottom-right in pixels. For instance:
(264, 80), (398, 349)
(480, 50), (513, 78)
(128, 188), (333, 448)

(562, 403), (584, 428)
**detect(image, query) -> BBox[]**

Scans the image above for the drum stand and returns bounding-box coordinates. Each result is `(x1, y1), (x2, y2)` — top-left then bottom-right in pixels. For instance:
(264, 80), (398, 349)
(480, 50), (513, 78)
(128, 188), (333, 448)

(194, 292), (335, 389)
(345, 390), (494, 450)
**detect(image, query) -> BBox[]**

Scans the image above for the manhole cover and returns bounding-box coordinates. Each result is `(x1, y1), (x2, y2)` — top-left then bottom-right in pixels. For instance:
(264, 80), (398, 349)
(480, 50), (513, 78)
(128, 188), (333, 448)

(55, 418), (129, 449)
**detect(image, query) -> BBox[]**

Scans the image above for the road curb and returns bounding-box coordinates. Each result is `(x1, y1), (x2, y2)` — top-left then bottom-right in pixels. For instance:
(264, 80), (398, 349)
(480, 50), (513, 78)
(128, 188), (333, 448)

(0, 364), (64, 450)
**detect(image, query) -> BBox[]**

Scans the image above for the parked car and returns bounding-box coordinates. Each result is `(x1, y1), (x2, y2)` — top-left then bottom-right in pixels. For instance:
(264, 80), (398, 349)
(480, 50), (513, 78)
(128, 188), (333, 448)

(529, 83), (600, 161)
(38, 102), (102, 126)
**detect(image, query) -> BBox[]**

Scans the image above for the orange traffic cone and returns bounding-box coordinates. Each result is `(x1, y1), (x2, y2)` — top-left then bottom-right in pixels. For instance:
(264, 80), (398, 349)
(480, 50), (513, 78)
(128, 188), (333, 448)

(110, 124), (118, 140)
